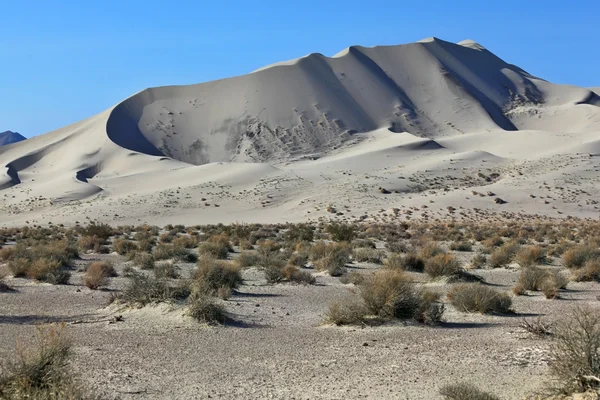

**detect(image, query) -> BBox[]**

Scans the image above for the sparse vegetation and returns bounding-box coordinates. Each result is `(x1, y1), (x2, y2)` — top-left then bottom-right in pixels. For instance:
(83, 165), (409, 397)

(83, 261), (116, 289)
(447, 283), (512, 314)
(439, 383), (501, 400)
(424, 253), (461, 278)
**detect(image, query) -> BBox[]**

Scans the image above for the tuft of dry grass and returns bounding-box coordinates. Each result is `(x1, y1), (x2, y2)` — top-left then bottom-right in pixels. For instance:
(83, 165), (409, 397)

(516, 245), (546, 268)
(562, 245), (600, 269)
(571, 260), (600, 282)
(424, 253), (461, 278)
(193, 256), (242, 296)
(83, 261), (116, 290)
(550, 306), (600, 393)
(439, 383), (501, 400)
(326, 297), (369, 326)
(489, 241), (520, 268)
(352, 247), (383, 264)
(187, 294), (226, 325)
(447, 283), (512, 314)
(0, 324), (94, 399)
(112, 238), (138, 255)
(312, 243), (351, 276)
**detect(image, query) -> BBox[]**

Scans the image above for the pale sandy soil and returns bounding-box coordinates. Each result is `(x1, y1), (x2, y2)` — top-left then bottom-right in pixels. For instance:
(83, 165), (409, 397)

(1, 247), (598, 399)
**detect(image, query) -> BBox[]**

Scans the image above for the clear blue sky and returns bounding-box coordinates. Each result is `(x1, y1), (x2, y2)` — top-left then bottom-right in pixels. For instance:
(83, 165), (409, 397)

(2, 0), (598, 138)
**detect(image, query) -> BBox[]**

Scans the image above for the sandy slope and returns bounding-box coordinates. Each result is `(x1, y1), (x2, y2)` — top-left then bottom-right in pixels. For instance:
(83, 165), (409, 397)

(0, 38), (599, 227)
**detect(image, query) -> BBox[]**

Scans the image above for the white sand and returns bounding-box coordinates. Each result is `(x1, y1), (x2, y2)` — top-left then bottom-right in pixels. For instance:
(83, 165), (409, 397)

(1, 37), (599, 226)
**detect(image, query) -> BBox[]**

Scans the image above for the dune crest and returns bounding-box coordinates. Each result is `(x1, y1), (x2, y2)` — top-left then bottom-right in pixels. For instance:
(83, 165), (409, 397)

(0, 38), (599, 226)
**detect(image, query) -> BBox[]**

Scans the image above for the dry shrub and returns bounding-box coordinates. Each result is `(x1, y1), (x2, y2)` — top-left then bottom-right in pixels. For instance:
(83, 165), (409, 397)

(153, 262), (180, 279)
(414, 289), (445, 325)
(313, 243), (351, 276)
(83, 261), (115, 290)
(516, 245), (546, 267)
(489, 241), (520, 268)
(0, 246), (15, 261)
(309, 241), (328, 261)
(352, 247), (383, 264)
(193, 256), (242, 296)
(515, 267), (567, 298)
(239, 240), (254, 250)
(571, 260), (600, 282)
(447, 283), (512, 314)
(112, 238), (138, 256)
(28, 259), (71, 285)
(77, 235), (103, 253)
(288, 251), (309, 267)
(0, 324), (93, 399)
(339, 271), (365, 285)
(449, 241), (473, 252)
(550, 306), (600, 393)
(132, 252), (154, 270)
(257, 239), (282, 256)
(172, 235), (198, 249)
(326, 297), (369, 325)
(483, 235), (504, 249)
(425, 253), (461, 278)
(419, 242), (445, 259)
(235, 251), (259, 268)
(563, 245), (600, 269)
(519, 317), (553, 337)
(281, 265), (315, 285)
(439, 383), (500, 400)
(326, 223), (356, 242)
(117, 273), (188, 306)
(360, 270), (418, 319)
(187, 294), (226, 324)
(386, 240), (408, 253)
(470, 253), (487, 269)
(198, 241), (229, 259)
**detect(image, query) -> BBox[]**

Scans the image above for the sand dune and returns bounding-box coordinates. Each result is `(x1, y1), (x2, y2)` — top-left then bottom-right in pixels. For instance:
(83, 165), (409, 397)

(0, 37), (599, 226)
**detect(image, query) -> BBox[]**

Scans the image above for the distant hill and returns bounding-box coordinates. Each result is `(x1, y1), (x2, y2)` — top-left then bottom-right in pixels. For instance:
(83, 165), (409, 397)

(0, 131), (26, 146)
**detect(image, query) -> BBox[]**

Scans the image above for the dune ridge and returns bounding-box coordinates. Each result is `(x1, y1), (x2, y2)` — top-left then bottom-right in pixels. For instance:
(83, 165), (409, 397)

(0, 37), (598, 226)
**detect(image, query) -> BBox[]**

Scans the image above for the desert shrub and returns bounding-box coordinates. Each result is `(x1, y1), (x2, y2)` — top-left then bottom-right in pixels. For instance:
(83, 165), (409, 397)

(360, 270), (418, 319)
(257, 239), (282, 256)
(151, 243), (194, 262)
(339, 271), (365, 285)
(414, 289), (445, 325)
(309, 241), (328, 261)
(77, 235), (104, 253)
(239, 240), (254, 250)
(447, 283), (512, 314)
(172, 235), (198, 249)
(571, 260), (600, 282)
(563, 245), (600, 269)
(450, 241), (473, 252)
(154, 262), (180, 279)
(514, 267), (567, 298)
(0, 324), (93, 399)
(519, 317), (553, 337)
(424, 253), (461, 278)
(516, 246), (546, 267)
(83, 222), (113, 240)
(281, 265), (316, 285)
(0, 246), (15, 261)
(193, 256), (242, 296)
(198, 241), (229, 259)
(383, 253), (404, 270)
(83, 261), (116, 290)
(7, 258), (29, 278)
(489, 241), (520, 268)
(117, 274), (187, 306)
(483, 235), (504, 249)
(326, 223), (356, 242)
(284, 224), (314, 244)
(236, 251), (260, 268)
(288, 251), (309, 267)
(419, 242), (445, 259)
(550, 306), (600, 393)
(326, 297), (369, 325)
(313, 243), (351, 276)
(159, 231), (176, 243)
(28, 259), (71, 284)
(132, 252), (154, 270)
(187, 295), (226, 325)
(386, 240), (408, 253)
(353, 248), (383, 264)
(112, 238), (138, 256)
(439, 382), (500, 400)
(470, 253), (487, 269)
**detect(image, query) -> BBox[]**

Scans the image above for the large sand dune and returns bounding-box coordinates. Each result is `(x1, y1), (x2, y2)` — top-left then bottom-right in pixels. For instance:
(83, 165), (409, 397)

(1, 38), (599, 226)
